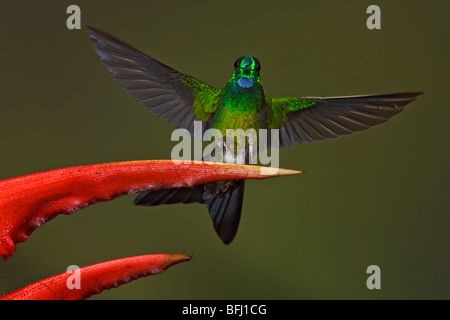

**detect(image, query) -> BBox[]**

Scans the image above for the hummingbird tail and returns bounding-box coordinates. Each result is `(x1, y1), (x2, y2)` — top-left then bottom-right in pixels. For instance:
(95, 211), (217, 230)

(203, 180), (245, 245)
(133, 180), (245, 244)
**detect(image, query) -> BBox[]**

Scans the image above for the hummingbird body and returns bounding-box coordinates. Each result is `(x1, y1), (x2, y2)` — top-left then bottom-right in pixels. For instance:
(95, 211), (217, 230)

(214, 81), (267, 133)
(87, 25), (422, 244)
(188, 55), (268, 134)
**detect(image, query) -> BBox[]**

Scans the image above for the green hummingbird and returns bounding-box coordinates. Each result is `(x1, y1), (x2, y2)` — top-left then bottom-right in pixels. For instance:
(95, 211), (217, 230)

(86, 25), (421, 244)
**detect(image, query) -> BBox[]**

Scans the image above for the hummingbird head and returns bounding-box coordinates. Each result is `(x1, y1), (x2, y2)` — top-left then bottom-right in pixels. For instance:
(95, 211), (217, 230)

(232, 55), (261, 88)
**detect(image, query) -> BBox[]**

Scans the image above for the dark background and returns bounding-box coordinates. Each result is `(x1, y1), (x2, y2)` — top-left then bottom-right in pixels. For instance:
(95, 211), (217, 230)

(0, 1), (448, 299)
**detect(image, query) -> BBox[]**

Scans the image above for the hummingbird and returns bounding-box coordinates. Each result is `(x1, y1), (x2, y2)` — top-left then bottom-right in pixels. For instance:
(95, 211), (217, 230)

(86, 25), (421, 244)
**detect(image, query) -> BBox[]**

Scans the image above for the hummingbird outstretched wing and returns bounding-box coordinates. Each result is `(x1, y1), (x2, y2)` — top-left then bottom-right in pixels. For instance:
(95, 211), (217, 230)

(266, 92), (422, 148)
(86, 25), (221, 135)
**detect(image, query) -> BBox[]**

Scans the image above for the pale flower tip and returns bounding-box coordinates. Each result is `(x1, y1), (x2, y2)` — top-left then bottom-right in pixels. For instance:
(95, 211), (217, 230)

(162, 254), (193, 270)
(258, 166), (304, 177)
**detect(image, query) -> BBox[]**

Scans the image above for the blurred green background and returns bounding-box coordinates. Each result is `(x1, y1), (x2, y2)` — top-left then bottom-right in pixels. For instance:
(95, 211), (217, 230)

(0, 0), (448, 299)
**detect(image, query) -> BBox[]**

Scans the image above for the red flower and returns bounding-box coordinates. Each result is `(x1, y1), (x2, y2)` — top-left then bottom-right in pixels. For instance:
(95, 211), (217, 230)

(0, 160), (301, 299)
(0, 160), (300, 259)
(1, 253), (191, 300)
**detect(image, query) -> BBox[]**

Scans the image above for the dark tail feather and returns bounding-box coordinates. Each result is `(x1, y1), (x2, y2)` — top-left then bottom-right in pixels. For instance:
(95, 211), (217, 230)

(133, 181), (245, 244)
(203, 180), (245, 245)
(134, 186), (204, 206)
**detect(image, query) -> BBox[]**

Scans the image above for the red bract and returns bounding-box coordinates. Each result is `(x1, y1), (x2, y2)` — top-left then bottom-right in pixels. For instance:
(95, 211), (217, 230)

(0, 253), (191, 300)
(0, 160), (301, 259)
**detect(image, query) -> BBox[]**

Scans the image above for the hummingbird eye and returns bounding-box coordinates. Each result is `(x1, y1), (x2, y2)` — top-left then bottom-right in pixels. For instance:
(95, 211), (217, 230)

(234, 60), (240, 68)
(255, 64), (261, 71)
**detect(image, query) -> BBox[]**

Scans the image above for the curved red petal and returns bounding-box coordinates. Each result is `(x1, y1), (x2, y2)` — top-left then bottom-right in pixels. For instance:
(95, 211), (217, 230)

(0, 253), (191, 300)
(0, 160), (301, 259)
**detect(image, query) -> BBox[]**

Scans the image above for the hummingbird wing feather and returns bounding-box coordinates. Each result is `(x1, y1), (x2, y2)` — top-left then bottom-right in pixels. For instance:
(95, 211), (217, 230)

(86, 25), (220, 135)
(267, 92), (422, 148)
